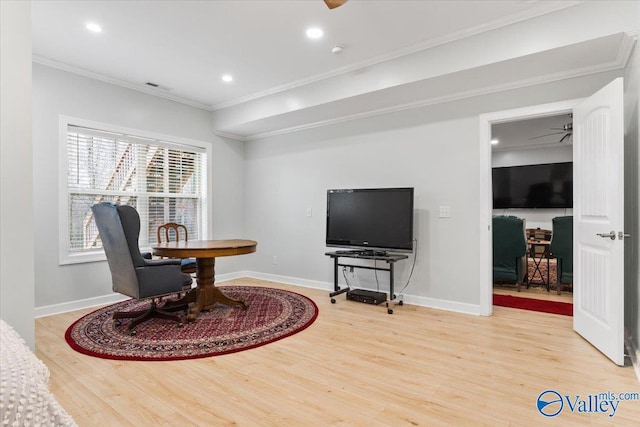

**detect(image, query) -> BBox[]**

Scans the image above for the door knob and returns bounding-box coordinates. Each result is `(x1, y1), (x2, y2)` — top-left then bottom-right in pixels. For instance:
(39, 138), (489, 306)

(618, 231), (631, 240)
(597, 231), (616, 240)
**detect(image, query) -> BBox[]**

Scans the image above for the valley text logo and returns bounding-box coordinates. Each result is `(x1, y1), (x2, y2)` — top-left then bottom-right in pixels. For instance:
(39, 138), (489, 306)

(537, 390), (639, 418)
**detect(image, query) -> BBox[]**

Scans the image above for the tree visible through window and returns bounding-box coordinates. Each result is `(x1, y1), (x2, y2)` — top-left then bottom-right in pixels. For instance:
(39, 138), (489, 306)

(64, 124), (207, 259)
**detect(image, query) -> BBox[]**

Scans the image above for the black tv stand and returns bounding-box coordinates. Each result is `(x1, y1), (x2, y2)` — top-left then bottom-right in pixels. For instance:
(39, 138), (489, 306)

(325, 251), (408, 314)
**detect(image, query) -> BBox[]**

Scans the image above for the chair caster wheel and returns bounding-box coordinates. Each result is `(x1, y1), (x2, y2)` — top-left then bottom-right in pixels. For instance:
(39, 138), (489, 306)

(387, 309), (393, 314)
(177, 322), (184, 328)
(114, 319), (122, 327)
(331, 298), (336, 304)
(398, 300), (404, 306)
(128, 329), (136, 336)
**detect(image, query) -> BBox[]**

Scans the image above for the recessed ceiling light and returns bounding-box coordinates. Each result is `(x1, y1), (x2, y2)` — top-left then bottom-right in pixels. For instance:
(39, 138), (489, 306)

(491, 139), (499, 145)
(306, 27), (324, 39)
(222, 74), (233, 83)
(86, 22), (102, 33)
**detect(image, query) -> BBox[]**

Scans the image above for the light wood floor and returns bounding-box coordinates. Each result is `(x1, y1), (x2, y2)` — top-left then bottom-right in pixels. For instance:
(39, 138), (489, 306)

(36, 278), (639, 426)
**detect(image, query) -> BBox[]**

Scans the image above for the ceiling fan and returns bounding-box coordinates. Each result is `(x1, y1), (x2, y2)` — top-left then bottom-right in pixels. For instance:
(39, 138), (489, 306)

(529, 114), (573, 143)
(324, 0), (348, 9)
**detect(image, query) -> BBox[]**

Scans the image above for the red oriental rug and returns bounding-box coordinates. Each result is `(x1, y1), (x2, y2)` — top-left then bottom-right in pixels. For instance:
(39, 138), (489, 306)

(65, 286), (318, 361)
(493, 294), (573, 316)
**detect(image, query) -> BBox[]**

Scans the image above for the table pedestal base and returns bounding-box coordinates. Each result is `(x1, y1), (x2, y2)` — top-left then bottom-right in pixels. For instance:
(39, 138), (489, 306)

(162, 257), (247, 320)
(187, 258), (247, 320)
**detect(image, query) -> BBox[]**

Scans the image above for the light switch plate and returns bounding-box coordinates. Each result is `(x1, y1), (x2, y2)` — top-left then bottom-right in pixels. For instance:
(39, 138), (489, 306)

(439, 206), (451, 218)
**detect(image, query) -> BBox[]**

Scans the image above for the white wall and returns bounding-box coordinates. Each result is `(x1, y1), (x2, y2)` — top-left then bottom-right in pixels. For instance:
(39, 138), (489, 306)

(0, 1), (35, 347)
(491, 145), (573, 230)
(491, 145), (572, 167)
(32, 64), (247, 310)
(242, 70), (624, 312)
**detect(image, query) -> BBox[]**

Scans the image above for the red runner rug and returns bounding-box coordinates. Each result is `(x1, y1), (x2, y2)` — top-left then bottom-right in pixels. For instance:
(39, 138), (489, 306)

(493, 294), (573, 316)
(66, 286), (318, 361)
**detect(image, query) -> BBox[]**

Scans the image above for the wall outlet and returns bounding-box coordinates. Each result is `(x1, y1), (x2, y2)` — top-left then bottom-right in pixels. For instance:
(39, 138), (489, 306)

(272, 255), (278, 265)
(306, 207), (313, 217)
(439, 206), (451, 218)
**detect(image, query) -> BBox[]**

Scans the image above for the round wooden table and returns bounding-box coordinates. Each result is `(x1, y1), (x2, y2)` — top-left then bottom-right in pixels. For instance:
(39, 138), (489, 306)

(152, 239), (257, 320)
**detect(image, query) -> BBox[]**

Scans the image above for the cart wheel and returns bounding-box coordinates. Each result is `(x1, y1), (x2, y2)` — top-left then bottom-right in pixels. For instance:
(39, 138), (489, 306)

(387, 308), (393, 314)
(331, 298), (336, 304)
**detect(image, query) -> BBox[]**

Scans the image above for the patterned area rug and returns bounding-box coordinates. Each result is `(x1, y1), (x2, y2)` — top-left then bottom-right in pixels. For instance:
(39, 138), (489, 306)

(527, 258), (557, 286)
(65, 286), (318, 361)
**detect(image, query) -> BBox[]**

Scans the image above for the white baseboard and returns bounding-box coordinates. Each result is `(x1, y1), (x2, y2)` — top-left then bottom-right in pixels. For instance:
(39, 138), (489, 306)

(400, 294), (483, 316)
(35, 293), (128, 318)
(244, 271), (482, 315)
(34, 270), (482, 318)
(243, 271), (332, 291)
(215, 270), (251, 283)
(35, 271), (249, 318)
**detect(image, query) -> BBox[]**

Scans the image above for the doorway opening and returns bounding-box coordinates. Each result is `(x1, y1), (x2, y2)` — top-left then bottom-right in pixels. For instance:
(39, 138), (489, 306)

(478, 99), (582, 317)
(479, 78), (626, 365)
(491, 113), (574, 310)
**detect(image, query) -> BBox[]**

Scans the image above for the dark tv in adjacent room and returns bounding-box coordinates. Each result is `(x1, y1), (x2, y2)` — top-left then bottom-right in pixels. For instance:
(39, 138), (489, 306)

(325, 187), (414, 253)
(492, 162), (573, 209)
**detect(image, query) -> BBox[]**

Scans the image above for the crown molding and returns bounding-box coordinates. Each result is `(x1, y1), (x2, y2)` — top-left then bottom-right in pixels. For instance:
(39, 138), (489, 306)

(618, 31), (639, 66)
(210, 1), (581, 111)
(213, 130), (248, 142)
(240, 50), (629, 141)
(31, 2), (579, 115)
(32, 55), (215, 112)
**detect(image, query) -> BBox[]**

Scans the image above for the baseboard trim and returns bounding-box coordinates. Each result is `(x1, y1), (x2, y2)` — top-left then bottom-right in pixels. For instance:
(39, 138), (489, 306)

(243, 271), (332, 291)
(244, 271), (482, 315)
(35, 270), (482, 318)
(35, 293), (128, 318)
(215, 270), (251, 283)
(400, 294), (482, 316)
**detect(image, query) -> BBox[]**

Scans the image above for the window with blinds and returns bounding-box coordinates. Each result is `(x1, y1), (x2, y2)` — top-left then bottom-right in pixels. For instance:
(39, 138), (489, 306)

(62, 122), (207, 263)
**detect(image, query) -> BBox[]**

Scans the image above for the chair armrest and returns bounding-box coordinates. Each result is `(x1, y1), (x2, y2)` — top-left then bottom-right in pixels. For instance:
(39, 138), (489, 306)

(143, 258), (181, 266)
(135, 265), (191, 297)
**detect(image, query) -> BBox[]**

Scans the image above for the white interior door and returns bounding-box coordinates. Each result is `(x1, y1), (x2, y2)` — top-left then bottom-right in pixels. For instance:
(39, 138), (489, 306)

(573, 78), (625, 366)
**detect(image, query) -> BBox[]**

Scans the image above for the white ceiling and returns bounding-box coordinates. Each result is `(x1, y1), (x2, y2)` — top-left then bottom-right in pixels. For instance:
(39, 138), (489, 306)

(32, 0), (579, 109)
(492, 114), (573, 151)
(31, 1), (637, 140)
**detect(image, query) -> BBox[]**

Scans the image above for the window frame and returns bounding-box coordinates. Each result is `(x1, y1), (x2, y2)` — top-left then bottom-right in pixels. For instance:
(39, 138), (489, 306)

(58, 115), (212, 265)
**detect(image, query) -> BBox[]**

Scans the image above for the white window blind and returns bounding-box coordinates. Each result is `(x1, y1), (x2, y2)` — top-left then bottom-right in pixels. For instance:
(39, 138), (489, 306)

(64, 124), (207, 259)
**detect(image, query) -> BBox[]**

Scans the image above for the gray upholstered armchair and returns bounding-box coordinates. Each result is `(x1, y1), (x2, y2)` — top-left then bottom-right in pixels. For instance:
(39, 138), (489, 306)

(91, 202), (192, 334)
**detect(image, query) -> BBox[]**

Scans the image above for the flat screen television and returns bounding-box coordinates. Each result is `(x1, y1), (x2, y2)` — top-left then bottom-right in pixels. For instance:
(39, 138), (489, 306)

(492, 162), (573, 209)
(325, 187), (414, 253)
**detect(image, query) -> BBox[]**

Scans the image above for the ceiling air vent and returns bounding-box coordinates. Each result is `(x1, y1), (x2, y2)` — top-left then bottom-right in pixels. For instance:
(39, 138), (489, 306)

(144, 82), (172, 91)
